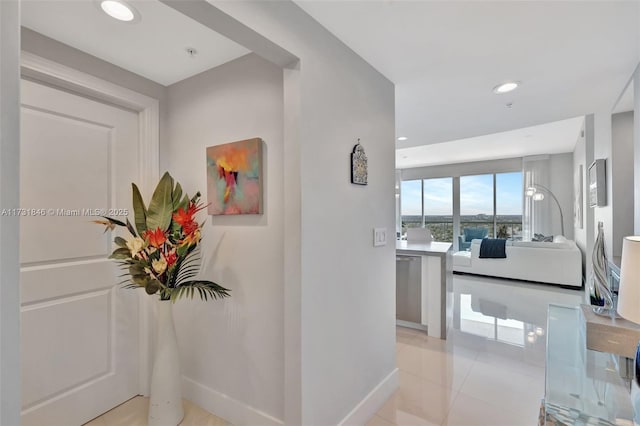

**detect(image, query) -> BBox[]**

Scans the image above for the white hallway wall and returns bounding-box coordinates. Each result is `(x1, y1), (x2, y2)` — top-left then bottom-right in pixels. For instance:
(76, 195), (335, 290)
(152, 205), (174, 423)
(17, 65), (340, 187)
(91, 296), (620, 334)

(205, 1), (397, 425)
(593, 110), (614, 260)
(0, 1), (21, 424)
(635, 65), (640, 234)
(590, 63), (637, 265)
(573, 122), (590, 278)
(166, 53), (286, 422)
(636, 5), (640, 234)
(548, 153), (574, 241)
(611, 111), (634, 259)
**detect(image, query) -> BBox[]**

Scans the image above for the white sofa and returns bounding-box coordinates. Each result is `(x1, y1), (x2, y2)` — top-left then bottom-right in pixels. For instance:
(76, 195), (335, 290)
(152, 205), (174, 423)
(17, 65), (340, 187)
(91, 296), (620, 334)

(452, 236), (582, 288)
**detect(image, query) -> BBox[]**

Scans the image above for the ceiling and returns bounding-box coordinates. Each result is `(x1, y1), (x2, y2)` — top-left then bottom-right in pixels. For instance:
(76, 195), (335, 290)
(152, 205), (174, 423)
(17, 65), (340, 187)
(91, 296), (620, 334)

(396, 116), (584, 169)
(20, 1), (640, 163)
(21, 0), (250, 86)
(295, 1), (640, 150)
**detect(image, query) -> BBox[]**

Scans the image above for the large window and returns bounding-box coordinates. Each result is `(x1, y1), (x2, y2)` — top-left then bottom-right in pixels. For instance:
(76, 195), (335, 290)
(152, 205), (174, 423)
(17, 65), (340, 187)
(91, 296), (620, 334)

(400, 180), (423, 232)
(424, 178), (453, 242)
(460, 174), (494, 238)
(399, 171), (523, 248)
(399, 178), (454, 242)
(496, 172), (523, 240)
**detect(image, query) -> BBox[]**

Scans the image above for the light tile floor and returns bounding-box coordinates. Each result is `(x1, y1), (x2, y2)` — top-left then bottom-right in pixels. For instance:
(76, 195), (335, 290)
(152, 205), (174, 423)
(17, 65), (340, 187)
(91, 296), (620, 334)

(85, 274), (583, 426)
(368, 274), (583, 426)
(83, 397), (230, 426)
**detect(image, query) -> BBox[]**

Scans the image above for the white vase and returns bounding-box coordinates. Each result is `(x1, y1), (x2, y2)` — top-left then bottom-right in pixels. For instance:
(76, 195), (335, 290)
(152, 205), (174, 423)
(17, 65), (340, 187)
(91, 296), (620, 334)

(148, 299), (184, 426)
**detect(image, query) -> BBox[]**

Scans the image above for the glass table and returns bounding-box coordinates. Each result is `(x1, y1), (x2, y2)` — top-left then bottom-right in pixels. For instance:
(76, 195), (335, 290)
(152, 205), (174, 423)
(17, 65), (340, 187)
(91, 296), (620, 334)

(542, 304), (636, 426)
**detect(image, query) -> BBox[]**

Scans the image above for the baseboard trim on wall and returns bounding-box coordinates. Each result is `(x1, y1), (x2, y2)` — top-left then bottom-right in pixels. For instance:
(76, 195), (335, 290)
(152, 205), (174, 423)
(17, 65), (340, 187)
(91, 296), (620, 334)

(337, 368), (399, 426)
(182, 376), (284, 426)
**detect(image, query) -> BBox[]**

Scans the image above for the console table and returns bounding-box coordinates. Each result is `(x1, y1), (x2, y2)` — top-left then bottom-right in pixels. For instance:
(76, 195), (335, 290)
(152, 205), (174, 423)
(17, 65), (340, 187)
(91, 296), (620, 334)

(541, 304), (636, 425)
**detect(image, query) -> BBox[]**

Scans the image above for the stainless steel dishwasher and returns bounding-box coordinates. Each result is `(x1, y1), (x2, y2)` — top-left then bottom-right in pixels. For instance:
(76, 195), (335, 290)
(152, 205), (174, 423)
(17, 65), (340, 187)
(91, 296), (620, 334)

(396, 254), (424, 329)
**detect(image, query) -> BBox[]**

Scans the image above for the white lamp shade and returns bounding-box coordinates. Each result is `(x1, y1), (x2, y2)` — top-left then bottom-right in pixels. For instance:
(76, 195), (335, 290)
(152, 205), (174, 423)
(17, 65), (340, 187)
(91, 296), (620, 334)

(617, 236), (640, 323)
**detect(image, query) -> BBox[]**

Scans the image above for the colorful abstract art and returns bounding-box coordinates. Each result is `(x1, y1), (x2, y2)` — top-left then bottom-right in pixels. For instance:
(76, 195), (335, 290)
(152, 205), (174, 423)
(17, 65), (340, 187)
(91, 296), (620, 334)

(206, 138), (263, 215)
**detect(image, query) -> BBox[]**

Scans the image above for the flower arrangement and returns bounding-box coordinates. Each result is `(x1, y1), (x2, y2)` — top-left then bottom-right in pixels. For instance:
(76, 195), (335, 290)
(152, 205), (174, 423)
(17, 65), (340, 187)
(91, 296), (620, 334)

(96, 172), (230, 302)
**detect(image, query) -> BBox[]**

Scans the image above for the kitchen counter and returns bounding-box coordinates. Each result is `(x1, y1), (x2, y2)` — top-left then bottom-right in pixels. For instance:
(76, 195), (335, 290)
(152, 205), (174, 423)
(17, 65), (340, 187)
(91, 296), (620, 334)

(396, 241), (452, 256)
(396, 240), (453, 339)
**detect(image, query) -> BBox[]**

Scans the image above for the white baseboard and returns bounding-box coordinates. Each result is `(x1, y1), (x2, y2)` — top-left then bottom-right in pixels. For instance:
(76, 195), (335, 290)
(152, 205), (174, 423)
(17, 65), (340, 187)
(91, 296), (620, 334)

(182, 376), (283, 426)
(338, 368), (399, 426)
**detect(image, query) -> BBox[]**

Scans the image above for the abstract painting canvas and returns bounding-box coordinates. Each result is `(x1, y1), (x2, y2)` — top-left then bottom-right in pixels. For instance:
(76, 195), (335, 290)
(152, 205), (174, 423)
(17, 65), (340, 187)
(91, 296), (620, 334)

(206, 138), (263, 215)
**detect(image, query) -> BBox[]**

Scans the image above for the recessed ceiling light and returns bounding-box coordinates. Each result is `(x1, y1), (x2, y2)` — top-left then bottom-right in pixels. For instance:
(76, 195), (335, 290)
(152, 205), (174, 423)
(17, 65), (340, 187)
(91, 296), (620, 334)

(493, 81), (520, 94)
(397, 136), (408, 141)
(99, 0), (139, 22)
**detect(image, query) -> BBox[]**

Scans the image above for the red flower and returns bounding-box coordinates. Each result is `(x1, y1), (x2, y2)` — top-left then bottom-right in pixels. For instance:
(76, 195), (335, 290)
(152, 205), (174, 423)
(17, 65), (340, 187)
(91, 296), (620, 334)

(173, 202), (207, 237)
(182, 221), (198, 235)
(173, 204), (196, 226)
(143, 227), (167, 248)
(164, 250), (178, 267)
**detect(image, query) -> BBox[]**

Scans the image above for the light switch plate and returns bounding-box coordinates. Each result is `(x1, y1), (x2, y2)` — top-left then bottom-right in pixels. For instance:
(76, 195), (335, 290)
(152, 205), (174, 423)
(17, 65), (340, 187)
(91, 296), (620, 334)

(373, 227), (387, 247)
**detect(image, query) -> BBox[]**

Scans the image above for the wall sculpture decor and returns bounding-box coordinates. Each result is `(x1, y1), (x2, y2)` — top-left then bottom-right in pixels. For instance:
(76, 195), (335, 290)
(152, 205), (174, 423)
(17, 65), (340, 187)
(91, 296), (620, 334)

(589, 221), (614, 316)
(206, 138), (263, 215)
(351, 139), (368, 185)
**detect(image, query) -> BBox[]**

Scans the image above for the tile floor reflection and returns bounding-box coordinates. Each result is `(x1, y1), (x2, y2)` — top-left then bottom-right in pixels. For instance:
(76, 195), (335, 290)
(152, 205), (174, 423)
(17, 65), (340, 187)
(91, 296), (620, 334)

(369, 274), (584, 426)
(84, 274), (584, 426)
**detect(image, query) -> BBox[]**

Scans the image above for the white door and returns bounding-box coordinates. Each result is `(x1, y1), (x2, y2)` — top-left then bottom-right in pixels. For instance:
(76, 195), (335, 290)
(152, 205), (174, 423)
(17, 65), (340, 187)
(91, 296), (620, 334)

(20, 78), (141, 426)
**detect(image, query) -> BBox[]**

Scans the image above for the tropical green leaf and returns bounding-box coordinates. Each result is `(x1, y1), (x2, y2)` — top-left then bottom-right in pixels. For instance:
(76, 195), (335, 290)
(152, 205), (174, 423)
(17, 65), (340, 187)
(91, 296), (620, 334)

(146, 172), (174, 232)
(114, 236), (127, 248)
(176, 244), (189, 258)
(166, 250), (195, 287)
(178, 194), (190, 212)
(170, 249), (201, 284)
(132, 183), (148, 235)
(169, 280), (231, 302)
(129, 263), (146, 274)
(101, 216), (126, 227)
(109, 247), (131, 260)
(175, 259), (201, 283)
(172, 182), (183, 211)
(125, 219), (137, 237)
(131, 276), (147, 286)
(129, 264), (149, 284)
(145, 280), (160, 295)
